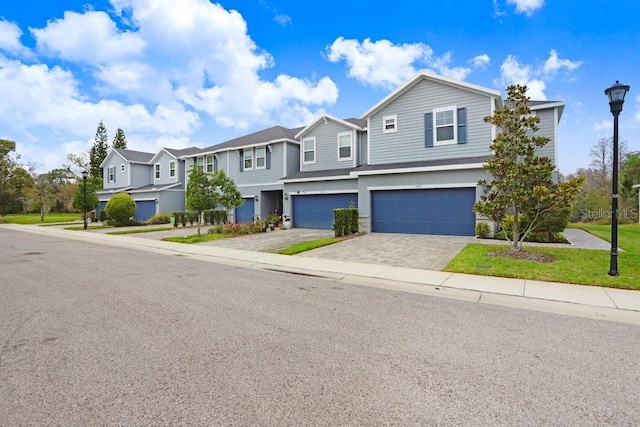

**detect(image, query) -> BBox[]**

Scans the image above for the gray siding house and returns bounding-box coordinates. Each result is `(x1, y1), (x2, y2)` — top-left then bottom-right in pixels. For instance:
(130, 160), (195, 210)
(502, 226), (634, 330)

(96, 71), (564, 235)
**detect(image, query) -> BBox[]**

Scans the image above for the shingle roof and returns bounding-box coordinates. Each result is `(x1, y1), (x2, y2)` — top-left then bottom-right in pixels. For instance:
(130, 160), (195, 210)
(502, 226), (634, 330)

(164, 147), (201, 157)
(353, 156), (491, 172)
(344, 118), (367, 128)
(113, 148), (154, 163)
(199, 125), (305, 153)
(282, 167), (358, 181)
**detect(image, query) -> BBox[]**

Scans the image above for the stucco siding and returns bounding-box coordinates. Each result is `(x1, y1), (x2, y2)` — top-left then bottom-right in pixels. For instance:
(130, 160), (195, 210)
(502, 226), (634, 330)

(301, 121), (358, 172)
(158, 189), (185, 214)
(368, 79), (495, 165)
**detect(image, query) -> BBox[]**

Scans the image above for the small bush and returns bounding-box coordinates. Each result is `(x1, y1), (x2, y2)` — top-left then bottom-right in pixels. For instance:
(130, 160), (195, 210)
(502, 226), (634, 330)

(99, 210), (107, 222)
(475, 222), (490, 238)
(172, 211), (180, 227)
(208, 222), (262, 235)
(334, 207), (358, 237)
(149, 213), (171, 224)
(105, 193), (136, 226)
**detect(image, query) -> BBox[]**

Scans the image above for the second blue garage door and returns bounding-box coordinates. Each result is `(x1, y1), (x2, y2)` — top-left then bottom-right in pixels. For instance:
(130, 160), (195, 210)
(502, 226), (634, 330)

(292, 193), (358, 229)
(133, 200), (156, 222)
(371, 188), (476, 236)
(235, 198), (255, 223)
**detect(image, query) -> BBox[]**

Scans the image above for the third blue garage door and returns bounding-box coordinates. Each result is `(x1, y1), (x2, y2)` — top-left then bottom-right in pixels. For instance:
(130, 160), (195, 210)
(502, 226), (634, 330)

(292, 193), (358, 229)
(371, 188), (476, 236)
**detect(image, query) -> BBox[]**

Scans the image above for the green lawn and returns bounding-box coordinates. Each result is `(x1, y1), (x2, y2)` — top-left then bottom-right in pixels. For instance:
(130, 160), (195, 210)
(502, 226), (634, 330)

(276, 237), (344, 255)
(162, 233), (226, 243)
(107, 227), (173, 235)
(444, 223), (640, 290)
(1, 213), (82, 224)
(65, 225), (112, 231)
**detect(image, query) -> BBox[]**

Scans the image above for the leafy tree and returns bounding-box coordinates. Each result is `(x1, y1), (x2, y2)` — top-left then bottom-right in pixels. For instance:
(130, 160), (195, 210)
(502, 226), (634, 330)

(105, 193), (136, 225)
(25, 173), (57, 221)
(11, 167), (35, 213)
(90, 121), (109, 180)
(0, 139), (19, 217)
(474, 84), (585, 251)
(216, 170), (244, 216)
(112, 127), (127, 149)
(186, 166), (219, 236)
(620, 151), (640, 222)
(66, 152), (103, 190)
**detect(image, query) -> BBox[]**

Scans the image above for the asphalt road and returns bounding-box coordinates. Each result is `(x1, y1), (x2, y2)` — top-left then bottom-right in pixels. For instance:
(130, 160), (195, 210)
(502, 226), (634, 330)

(1, 229), (639, 426)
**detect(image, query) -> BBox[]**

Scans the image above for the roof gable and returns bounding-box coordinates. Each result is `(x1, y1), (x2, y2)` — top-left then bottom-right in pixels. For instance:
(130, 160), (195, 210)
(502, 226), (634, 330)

(197, 125), (304, 155)
(99, 148), (153, 167)
(295, 114), (365, 139)
(361, 70), (502, 119)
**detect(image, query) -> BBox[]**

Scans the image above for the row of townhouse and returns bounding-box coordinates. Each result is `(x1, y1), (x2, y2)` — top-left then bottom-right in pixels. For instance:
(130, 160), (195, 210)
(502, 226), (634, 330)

(97, 71), (564, 236)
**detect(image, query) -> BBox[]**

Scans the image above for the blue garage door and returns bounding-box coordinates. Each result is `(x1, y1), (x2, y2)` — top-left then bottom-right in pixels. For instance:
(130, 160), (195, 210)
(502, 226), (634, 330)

(371, 188), (476, 236)
(292, 193), (358, 229)
(133, 200), (156, 222)
(235, 198), (255, 223)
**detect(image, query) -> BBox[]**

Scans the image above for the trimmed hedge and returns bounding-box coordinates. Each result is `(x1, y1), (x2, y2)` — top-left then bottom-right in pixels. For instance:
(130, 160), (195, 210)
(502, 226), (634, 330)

(334, 207), (358, 237)
(148, 213), (171, 224)
(171, 210), (228, 227)
(105, 193), (136, 226)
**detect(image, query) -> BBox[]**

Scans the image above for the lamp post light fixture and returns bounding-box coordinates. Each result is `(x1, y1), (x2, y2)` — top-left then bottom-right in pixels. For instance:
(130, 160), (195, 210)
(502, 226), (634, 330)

(81, 169), (89, 230)
(604, 80), (630, 276)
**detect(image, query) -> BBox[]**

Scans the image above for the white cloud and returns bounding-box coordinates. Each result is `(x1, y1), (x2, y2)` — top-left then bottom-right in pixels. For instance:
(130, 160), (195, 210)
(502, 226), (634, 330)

(593, 119), (612, 132)
(0, 19), (32, 57)
(274, 14), (292, 26)
(326, 37), (486, 89)
(496, 50), (581, 99)
(507, 0), (545, 16)
(470, 54), (490, 68)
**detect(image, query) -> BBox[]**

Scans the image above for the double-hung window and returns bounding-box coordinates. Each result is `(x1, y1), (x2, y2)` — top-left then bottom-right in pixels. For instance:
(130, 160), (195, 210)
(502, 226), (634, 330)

(154, 163), (161, 180)
(337, 132), (352, 161)
(196, 157), (204, 172)
(206, 155), (214, 172)
(382, 115), (397, 133)
(435, 107), (455, 144)
(255, 147), (266, 169)
(303, 137), (316, 164)
(108, 166), (115, 183)
(169, 161), (176, 178)
(425, 106), (467, 147)
(243, 149), (253, 170)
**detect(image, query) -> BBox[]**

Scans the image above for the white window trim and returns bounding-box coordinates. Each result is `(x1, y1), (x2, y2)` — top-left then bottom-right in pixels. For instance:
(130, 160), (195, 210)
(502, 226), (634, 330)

(243, 149), (254, 170)
(169, 161), (176, 177)
(196, 156), (204, 172)
(433, 105), (457, 146)
(302, 137), (316, 165)
(108, 166), (115, 183)
(255, 147), (266, 170)
(205, 155), (214, 172)
(382, 115), (397, 134)
(154, 163), (161, 180)
(337, 132), (353, 161)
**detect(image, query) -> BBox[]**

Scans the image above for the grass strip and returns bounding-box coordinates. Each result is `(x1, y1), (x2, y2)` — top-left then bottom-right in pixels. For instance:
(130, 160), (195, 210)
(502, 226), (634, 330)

(162, 233), (226, 243)
(276, 237), (344, 255)
(65, 225), (113, 231)
(107, 227), (173, 235)
(2, 213), (82, 224)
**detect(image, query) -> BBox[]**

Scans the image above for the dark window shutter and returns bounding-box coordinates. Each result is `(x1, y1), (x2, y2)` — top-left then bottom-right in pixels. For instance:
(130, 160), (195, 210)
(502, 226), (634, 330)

(266, 147), (271, 169)
(424, 113), (433, 147)
(239, 149), (244, 172)
(214, 155), (218, 172)
(457, 108), (467, 144)
(113, 167), (116, 182)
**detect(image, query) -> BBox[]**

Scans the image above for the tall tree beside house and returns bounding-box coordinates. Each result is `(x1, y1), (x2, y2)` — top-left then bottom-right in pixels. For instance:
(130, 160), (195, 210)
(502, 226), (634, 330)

(89, 121), (109, 180)
(112, 127), (127, 149)
(24, 172), (57, 222)
(474, 84), (584, 252)
(216, 170), (244, 217)
(186, 166), (220, 236)
(0, 139), (20, 217)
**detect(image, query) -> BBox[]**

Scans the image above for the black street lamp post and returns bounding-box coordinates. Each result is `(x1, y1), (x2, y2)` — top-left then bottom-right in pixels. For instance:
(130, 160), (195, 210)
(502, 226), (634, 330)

(82, 170), (89, 230)
(604, 81), (630, 276)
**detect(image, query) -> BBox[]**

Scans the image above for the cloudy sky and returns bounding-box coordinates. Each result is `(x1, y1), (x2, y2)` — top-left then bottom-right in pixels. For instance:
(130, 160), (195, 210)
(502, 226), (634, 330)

(1, 0), (639, 175)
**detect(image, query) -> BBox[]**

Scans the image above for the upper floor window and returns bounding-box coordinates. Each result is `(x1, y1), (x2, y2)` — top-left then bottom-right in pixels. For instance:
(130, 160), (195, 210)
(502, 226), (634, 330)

(255, 147), (266, 169)
(243, 149), (253, 170)
(107, 166), (116, 183)
(169, 161), (176, 177)
(154, 163), (161, 180)
(337, 132), (352, 161)
(303, 137), (316, 164)
(206, 155), (214, 172)
(425, 106), (467, 147)
(196, 157), (204, 172)
(383, 115), (397, 133)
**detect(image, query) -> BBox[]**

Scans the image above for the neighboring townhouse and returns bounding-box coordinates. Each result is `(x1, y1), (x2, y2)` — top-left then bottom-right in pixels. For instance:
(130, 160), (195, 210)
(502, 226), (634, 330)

(183, 125), (303, 223)
(97, 146), (200, 221)
(96, 71), (564, 235)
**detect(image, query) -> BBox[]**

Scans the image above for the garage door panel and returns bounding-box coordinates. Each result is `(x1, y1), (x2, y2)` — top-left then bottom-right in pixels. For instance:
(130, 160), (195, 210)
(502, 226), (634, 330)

(292, 194), (357, 229)
(235, 198), (255, 223)
(371, 188), (475, 236)
(133, 200), (156, 222)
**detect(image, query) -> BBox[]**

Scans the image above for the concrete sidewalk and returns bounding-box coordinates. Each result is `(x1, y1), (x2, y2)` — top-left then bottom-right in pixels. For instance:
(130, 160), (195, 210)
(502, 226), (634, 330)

(3, 224), (639, 325)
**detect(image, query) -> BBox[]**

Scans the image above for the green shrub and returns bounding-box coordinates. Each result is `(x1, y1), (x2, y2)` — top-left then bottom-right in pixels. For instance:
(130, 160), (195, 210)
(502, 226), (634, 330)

(99, 210), (107, 222)
(149, 213), (171, 224)
(334, 207), (358, 237)
(475, 222), (490, 238)
(172, 211), (180, 227)
(105, 193), (136, 226)
(208, 222), (261, 235)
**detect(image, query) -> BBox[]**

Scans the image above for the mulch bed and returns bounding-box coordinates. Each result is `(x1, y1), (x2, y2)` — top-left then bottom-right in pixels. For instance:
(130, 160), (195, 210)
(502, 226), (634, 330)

(487, 250), (556, 263)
